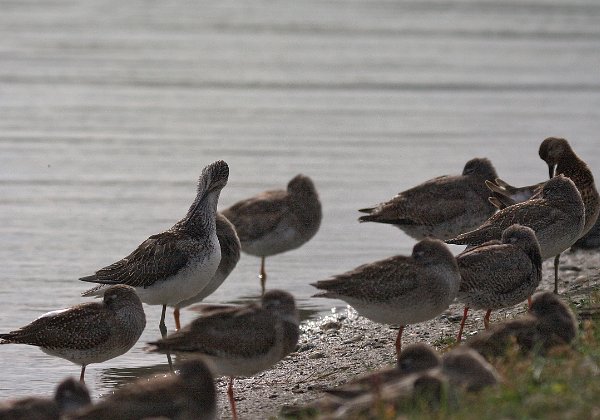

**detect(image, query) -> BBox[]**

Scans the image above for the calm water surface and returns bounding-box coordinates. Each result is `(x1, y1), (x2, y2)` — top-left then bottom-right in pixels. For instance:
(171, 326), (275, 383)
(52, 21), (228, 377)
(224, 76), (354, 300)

(1, 0), (599, 400)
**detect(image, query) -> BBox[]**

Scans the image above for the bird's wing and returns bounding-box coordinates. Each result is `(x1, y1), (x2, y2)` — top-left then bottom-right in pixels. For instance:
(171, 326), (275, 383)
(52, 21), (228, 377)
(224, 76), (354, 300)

(312, 256), (420, 301)
(448, 199), (558, 245)
(79, 231), (190, 288)
(222, 190), (288, 242)
(458, 244), (535, 294)
(150, 305), (277, 357)
(359, 176), (482, 226)
(0, 303), (111, 349)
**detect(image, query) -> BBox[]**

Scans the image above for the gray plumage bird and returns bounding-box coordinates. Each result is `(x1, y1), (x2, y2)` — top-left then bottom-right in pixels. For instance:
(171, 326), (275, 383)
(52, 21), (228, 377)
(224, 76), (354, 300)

(282, 344), (498, 419)
(487, 137), (600, 271)
(0, 285), (145, 382)
(312, 238), (461, 354)
(358, 157), (498, 240)
(171, 212), (241, 331)
(455, 224), (543, 342)
(447, 175), (585, 295)
(80, 160), (229, 336)
(0, 377), (91, 420)
(467, 291), (578, 359)
(222, 174), (322, 294)
(69, 359), (216, 420)
(147, 290), (299, 420)
(323, 343), (442, 400)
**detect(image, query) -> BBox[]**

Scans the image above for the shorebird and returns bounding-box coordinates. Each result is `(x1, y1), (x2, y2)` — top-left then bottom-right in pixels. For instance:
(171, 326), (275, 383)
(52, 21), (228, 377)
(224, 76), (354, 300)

(447, 175), (585, 295)
(80, 160), (229, 336)
(0, 285), (146, 382)
(326, 343), (498, 400)
(467, 291), (578, 359)
(440, 346), (500, 392)
(286, 345), (498, 419)
(455, 224), (543, 342)
(326, 371), (450, 419)
(311, 238), (461, 354)
(147, 289), (300, 420)
(323, 343), (442, 400)
(358, 157), (498, 240)
(221, 174), (321, 294)
(171, 212), (241, 331)
(69, 359), (216, 420)
(0, 377), (91, 420)
(487, 137), (599, 289)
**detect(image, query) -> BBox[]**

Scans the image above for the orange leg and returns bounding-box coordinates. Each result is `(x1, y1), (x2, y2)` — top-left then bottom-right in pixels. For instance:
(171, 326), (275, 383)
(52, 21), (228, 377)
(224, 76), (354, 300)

(259, 256), (267, 295)
(228, 376), (238, 420)
(395, 325), (405, 354)
(484, 309), (492, 329)
(456, 306), (469, 343)
(527, 296), (532, 308)
(174, 307), (181, 331)
(79, 365), (86, 383)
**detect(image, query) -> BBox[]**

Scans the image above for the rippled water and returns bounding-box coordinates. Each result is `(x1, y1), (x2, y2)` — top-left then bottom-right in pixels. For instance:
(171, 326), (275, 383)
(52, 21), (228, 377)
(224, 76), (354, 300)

(1, 0), (599, 401)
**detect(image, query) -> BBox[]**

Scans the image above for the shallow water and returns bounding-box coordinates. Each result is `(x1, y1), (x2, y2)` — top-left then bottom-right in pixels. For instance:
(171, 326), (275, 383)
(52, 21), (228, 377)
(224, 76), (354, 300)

(1, 0), (599, 400)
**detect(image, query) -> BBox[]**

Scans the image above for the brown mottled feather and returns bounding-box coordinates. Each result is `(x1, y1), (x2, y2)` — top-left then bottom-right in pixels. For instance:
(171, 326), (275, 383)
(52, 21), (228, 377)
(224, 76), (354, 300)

(79, 231), (191, 288)
(150, 304), (277, 358)
(222, 190), (289, 243)
(0, 304), (112, 350)
(69, 360), (216, 420)
(358, 158), (498, 239)
(311, 255), (420, 301)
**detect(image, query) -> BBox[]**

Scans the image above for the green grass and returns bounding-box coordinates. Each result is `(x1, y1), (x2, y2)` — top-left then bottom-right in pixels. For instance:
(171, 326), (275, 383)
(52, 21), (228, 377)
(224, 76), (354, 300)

(283, 294), (600, 419)
(405, 309), (600, 419)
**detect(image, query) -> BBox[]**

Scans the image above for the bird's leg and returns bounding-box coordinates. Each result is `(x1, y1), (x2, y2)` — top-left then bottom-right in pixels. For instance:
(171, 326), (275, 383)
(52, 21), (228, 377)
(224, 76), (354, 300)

(484, 309), (492, 329)
(159, 305), (168, 338)
(158, 305), (174, 371)
(79, 365), (86, 383)
(394, 325), (405, 354)
(165, 351), (174, 373)
(553, 254), (561, 294)
(174, 307), (181, 331)
(528, 296), (532, 308)
(228, 377), (238, 420)
(259, 256), (267, 295)
(456, 307), (469, 343)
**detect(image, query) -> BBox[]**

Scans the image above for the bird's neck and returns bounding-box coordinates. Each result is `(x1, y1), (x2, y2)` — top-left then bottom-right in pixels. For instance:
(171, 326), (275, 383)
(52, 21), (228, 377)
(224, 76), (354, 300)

(176, 192), (219, 238)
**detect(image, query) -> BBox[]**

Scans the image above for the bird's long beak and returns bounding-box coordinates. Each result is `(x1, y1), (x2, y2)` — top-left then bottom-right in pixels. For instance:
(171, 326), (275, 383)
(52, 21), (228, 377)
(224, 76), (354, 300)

(548, 163), (556, 179)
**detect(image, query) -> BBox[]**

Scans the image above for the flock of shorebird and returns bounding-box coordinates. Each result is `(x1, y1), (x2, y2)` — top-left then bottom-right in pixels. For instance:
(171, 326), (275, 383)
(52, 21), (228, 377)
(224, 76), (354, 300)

(0, 137), (597, 419)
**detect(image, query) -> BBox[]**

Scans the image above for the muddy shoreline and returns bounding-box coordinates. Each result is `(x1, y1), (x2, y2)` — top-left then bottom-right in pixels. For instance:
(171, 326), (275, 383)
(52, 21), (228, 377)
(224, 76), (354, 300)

(213, 248), (600, 419)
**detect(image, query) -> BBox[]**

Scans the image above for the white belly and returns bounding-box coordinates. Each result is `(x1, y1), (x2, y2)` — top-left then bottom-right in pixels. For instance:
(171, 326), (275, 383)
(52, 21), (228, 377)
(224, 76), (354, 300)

(136, 247), (221, 306)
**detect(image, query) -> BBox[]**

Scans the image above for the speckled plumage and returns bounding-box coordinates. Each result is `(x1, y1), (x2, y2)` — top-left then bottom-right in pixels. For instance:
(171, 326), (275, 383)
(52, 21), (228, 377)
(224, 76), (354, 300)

(221, 174), (321, 293)
(312, 238), (461, 353)
(441, 346), (500, 392)
(467, 291), (578, 359)
(0, 285), (146, 382)
(448, 175), (585, 295)
(455, 225), (542, 341)
(80, 160), (229, 333)
(171, 213), (241, 330)
(358, 158), (498, 240)
(487, 137), (599, 240)
(0, 377), (90, 420)
(69, 359), (216, 420)
(448, 175), (584, 259)
(285, 345), (498, 419)
(148, 290), (299, 420)
(323, 343), (442, 400)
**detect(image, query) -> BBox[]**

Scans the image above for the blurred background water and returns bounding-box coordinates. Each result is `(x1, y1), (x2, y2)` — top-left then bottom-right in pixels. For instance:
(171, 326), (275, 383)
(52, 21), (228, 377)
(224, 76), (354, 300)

(1, 0), (599, 400)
